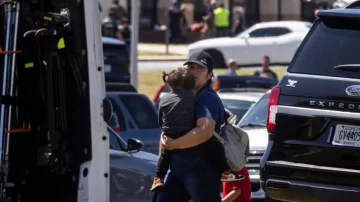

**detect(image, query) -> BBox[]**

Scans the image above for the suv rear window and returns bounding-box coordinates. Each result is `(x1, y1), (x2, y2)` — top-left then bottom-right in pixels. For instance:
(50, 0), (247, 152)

(119, 94), (159, 129)
(289, 18), (360, 79)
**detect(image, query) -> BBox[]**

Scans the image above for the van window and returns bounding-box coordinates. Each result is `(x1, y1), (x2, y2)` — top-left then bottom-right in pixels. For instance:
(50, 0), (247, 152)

(119, 94), (159, 129)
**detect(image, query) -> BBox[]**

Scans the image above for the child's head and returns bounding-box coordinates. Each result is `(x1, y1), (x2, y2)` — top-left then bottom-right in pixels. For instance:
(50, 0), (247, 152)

(162, 67), (196, 90)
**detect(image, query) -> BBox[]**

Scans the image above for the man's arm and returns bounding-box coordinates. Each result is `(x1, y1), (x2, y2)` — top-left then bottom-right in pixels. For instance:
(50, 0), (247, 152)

(158, 132), (164, 156)
(222, 189), (242, 202)
(169, 117), (215, 149)
(116, 31), (123, 40)
(203, 8), (214, 21)
(169, 93), (219, 149)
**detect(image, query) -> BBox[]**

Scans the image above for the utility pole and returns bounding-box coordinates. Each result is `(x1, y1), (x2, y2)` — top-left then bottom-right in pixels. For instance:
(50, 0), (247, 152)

(130, 0), (139, 89)
(278, 0), (282, 21)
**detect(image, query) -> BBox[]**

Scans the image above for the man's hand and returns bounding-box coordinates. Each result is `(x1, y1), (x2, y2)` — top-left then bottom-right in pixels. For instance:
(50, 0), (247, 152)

(161, 134), (174, 150)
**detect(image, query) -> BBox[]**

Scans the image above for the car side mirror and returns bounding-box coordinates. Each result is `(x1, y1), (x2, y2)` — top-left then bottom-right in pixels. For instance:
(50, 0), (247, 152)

(103, 98), (113, 122)
(127, 138), (144, 153)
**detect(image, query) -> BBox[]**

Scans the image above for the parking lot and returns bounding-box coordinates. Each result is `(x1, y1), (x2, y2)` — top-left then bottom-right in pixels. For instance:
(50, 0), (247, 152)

(102, 1), (360, 201)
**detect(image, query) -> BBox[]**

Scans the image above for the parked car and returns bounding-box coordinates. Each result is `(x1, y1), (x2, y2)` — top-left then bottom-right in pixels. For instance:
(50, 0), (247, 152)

(261, 3), (360, 202)
(153, 75), (277, 109)
(218, 88), (266, 122)
(213, 75), (278, 92)
(188, 21), (311, 68)
(108, 126), (157, 202)
(102, 36), (130, 83)
(106, 82), (137, 92)
(107, 91), (161, 155)
(236, 91), (270, 200)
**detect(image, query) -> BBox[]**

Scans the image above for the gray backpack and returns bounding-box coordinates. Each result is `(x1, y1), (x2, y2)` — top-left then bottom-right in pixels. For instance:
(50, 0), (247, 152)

(214, 114), (249, 171)
(196, 89), (249, 171)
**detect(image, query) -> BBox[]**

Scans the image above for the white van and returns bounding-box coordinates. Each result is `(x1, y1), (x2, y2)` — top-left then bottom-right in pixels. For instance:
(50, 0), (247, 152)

(0, 1), (109, 202)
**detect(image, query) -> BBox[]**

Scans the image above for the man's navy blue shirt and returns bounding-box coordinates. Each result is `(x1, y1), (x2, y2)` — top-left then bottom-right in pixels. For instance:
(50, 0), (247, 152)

(195, 84), (225, 134)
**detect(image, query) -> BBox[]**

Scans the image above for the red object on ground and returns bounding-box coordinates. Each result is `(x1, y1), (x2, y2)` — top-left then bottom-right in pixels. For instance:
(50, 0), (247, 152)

(222, 167), (252, 202)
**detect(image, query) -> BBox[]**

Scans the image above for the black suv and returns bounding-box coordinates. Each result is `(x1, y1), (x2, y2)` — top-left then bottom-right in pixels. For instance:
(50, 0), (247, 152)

(260, 2), (360, 202)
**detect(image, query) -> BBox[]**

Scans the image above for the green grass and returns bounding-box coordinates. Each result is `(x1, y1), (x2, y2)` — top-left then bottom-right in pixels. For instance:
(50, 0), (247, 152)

(139, 43), (189, 47)
(138, 67), (288, 99)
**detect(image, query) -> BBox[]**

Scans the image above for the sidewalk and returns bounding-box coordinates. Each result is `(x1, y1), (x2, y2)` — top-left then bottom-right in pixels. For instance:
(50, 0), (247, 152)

(138, 43), (188, 61)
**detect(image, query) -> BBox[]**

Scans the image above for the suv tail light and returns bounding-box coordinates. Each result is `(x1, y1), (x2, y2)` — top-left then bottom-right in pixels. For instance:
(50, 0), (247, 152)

(267, 87), (280, 133)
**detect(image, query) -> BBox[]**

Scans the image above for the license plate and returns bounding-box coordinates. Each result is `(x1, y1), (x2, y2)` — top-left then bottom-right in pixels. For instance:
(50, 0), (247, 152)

(104, 64), (112, 73)
(332, 124), (360, 147)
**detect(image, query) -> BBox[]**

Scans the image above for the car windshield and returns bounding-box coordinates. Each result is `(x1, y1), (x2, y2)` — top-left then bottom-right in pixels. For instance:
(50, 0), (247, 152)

(108, 127), (126, 151)
(239, 93), (269, 128)
(221, 99), (256, 120)
(119, 94), (159, 129)
(107, 113), (119, 128)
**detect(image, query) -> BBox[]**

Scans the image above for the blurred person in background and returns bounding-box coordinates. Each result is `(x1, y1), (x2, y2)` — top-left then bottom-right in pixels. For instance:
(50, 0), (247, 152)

(203, 0), (216, 39)
(102, 7), (122, 40)
(253, 56), (278, 80)
(109, 0), (127, 20)
(118, 17), (131, 51)
(180, 5), (189, 43)
(231, 8), (246, 36)
(214, 3), (230, 37)
(166, 1), (182, 43)
(224, 58), (238, 76)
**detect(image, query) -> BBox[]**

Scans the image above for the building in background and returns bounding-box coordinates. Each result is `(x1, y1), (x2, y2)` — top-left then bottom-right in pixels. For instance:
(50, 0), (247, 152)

(99, 0), (342, 42)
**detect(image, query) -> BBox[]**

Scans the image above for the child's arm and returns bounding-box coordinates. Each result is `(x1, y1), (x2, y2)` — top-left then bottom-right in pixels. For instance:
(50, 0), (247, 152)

(158, 106), (163, 156)
(222, 188), (242, 202)
(158, 131), (164, 156)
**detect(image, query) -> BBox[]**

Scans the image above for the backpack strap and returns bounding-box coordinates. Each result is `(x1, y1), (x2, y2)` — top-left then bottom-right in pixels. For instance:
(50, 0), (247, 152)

(223, 110), (229, 125)
(213, 131), (225, 145)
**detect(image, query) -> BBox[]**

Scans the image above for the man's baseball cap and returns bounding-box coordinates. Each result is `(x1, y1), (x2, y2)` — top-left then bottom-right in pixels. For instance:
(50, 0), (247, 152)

(183, 51), (214, 70)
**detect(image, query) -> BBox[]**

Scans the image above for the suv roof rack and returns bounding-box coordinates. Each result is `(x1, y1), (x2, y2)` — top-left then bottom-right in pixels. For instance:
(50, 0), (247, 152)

(105, 82), (137, 92)
(217, 88), (269, 93)
(346, 1), (360, 8)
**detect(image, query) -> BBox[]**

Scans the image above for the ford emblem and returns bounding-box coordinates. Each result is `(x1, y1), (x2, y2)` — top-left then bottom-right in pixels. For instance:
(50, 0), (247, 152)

(345, 85), (360, 96)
